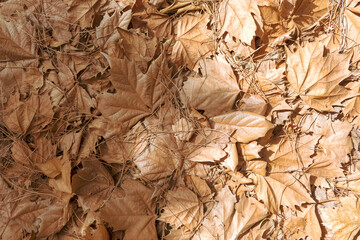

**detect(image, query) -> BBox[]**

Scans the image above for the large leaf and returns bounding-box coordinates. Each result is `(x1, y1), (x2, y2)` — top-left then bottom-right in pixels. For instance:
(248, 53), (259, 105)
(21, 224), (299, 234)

(218, 0), (262, 46)
(250, 173), (314, 214)
(98, 53), (171, 128)
(0, 18), (36, 61)
(181, 55), (240, 116)
(72, 159), (117, 211)
(158, 187), (203, 230)
(209, 111), (274, 143)
(321, 196), (360, 240)
(100, 180), (157, 240)
(171, 13), (215, 69)
(286, 41), (352, 111)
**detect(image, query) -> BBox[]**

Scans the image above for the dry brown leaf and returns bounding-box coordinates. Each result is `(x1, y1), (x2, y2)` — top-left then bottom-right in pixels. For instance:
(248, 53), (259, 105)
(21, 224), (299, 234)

(286, 41), (352, 111)
(306, 156), (345, 178)
(250, 173), (314, 214)
(100, 179), (157, 240)
(171, 13), (215, 69)
(98, 53), (171, 128)
(95, 10), (132, 49)
(2, 93), (38, 134)
(268, 134), (320, 171)
(321, 196), (360, 240)
(0, 18), (36, 61)
(218, 0), (262, 46)
(159, 187), (203, 230)
(134, 134), (180, 181)
(210, 111), (274, 143)
(0, 197), (70, 239)
(72, 159), (118, 211)
(181, 55), (240, 116)
(226, 194), (268, 240)
(222, 143), (239, 171)
(319, 120), (353, 166)
(192, 186), (236, 240)
(238, 141), (262, 161)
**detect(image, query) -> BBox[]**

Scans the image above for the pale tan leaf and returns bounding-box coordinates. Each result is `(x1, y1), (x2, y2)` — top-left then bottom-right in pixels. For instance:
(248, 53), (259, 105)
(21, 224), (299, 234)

(268, 134), (320, 171)
(321, 196), (360, 240)
(171, 13), (215, 69)
(239, 141), (262, 161)
(192, 186), (236, 240)
(319, 120), (353, 166)
(159, 187), (203, 230)
(286, 41), (352, 111)
(218, 0), (262, 46)
(306, 155), (345, 178)
(222, 143), (239, 172)
(134, 134), (180, 181)
(226, 195), (269, 240)
(184, 175), (212, 199)
(210, 111), (274, 143)
(250, 173), (314, 214)
(95, 10), (132, 49)
(100, 180), (157, 240)
(181, 55), (240, 116)
(49, 154), (72, 194)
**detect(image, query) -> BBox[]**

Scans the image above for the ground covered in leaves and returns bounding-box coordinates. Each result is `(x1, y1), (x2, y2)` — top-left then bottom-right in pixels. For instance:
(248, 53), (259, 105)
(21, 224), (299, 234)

(1, 0), (360, 239)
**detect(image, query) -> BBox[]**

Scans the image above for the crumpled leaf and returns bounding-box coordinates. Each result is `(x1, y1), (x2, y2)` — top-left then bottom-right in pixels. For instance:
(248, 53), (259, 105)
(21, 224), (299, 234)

(0, 197), (70, 240)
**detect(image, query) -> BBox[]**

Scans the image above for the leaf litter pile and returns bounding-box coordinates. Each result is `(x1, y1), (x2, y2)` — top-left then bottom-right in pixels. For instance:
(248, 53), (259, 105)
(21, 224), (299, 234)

(2, 0), (360, 239)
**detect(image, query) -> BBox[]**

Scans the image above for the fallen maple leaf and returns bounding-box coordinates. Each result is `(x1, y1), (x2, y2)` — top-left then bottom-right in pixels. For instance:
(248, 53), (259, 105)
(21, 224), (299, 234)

(321, 196), (360, 240)
(100, 179), (157, 240)
(72, 159), (118, 211)
(171, 12), (215, 69)
(250, 173), (314, 214)
(159, 187), (203, 230)
(218, 0), (263, 46)
(181, 55), (240, 116)
(286, 41), (352, 111)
